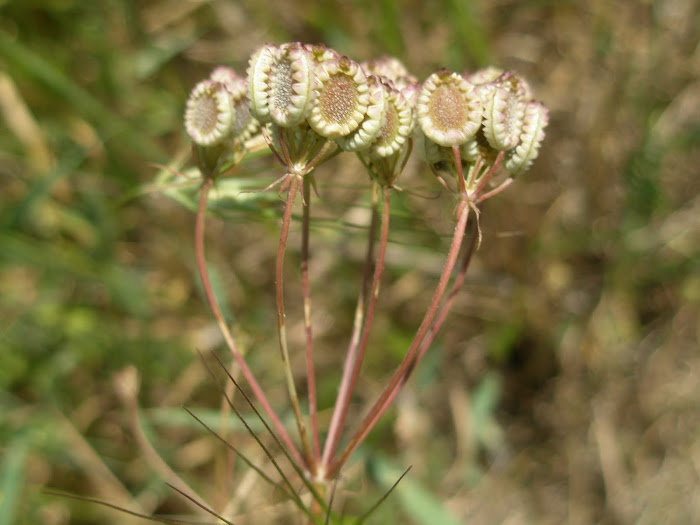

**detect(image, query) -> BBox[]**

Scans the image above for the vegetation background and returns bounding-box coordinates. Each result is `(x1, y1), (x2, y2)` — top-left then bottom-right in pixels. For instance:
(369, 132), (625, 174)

(1, 0), (698, 523)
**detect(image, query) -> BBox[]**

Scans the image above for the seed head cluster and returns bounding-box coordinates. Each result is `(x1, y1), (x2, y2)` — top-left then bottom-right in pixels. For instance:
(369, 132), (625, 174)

(184, 42), (549, 186)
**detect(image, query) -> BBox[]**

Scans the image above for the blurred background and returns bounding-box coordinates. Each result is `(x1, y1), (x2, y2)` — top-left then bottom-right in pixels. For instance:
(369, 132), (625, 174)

(1, 0), (698, 523)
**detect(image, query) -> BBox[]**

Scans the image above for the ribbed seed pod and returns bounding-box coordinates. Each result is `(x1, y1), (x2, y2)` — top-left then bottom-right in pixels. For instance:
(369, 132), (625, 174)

(267, 42), (313, 127)
(417, 70), (482, 147)
(336, 75), (386, 152)
(184, 80), (234, 146)
(495, 71), (533, 102)
(505, 101), (548, 175)
(210, 67), (259, 143)
(399, 81), (420, 108)
(247, 44), (279, 123)
(308, 56), (369, 139)
(464, 66), (504, 86)
(362, 56), (417, 91)
(304, 43), (340, 64)
(370, 80), (414, 157)
(461, 138), (480, 163)
(481, 83), (525, 151)
(210, 66), (241, 86)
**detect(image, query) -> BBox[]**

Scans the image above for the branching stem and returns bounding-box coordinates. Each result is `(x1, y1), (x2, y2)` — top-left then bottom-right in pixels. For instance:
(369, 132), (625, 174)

(322, 183), (392, 470)
(195, 177), (304, 468)
(275, 174), (313, 468)
(370, 214), (480, 425)
(329, 199), (470, 478)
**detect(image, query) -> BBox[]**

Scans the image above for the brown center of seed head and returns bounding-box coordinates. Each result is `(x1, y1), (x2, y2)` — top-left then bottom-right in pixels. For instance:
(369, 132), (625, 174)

(231, 99), (251, 137)
(376, 103), (397, 147)
(272, 58), (293, 111)
(195, 95), (218, 134)
(319, 74), (356, 125)
(429, 84), (466, 133)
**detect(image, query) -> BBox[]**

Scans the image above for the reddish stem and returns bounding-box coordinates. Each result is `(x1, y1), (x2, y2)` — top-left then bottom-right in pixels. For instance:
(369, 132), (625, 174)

(194, 177), (304, 468)
(321, 184), (379, 468)
(472, 151), (505, 196)
(275, 175), (313, 468)
(329, 200), (470, 478)
(322, 184), (391, 469)
(300, 177), (320, 464)
(454, 145), (467, 194)
(370, 215), (480, 427)
(414, 217), (479, 365)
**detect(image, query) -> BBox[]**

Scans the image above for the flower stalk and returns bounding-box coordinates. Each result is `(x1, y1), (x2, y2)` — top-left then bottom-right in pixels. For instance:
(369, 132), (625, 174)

(173, 50), (549, 521)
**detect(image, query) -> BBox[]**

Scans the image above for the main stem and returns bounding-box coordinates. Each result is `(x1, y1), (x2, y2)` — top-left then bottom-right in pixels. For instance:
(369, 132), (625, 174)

(194, 177), (304, 468)
(276, 174), (313, 468)
(322, 184), (392, 470)
(329, 200), (471, 478)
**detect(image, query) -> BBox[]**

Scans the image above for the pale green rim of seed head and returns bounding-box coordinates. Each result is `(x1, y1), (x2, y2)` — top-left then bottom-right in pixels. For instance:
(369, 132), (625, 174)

(184, 79), (234, 146)
(417, 70), (482, 148)
(307, 56), (370, 139)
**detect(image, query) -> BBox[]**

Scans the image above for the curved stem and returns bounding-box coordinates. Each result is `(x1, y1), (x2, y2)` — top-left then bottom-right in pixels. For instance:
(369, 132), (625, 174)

(195, 177), (304, 468)
(276, 175), (313, 468)
(366, 215), (480, 430)
(301, 177), (320, 464)
(477, 177), (513, 203)
(322, 184), (392, 470)
(329, 200), (470, 478)
(413, 216), (479, 366)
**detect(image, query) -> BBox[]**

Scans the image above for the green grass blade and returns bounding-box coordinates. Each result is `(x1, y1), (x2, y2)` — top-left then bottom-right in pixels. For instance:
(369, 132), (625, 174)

(0, 30), (166, 161)
(0, 440), (28, 525)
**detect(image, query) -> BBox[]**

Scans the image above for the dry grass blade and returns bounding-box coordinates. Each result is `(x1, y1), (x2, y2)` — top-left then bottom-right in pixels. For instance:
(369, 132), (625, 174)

(43, 490), (224, 525)
(181, 406), (289, 498)
(201, 351), (326, 519)
(163, 483), (236, 525)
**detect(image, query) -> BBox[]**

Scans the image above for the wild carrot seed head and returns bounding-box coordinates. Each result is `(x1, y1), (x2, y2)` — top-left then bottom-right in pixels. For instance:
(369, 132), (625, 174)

(184, 79), (234, 146)
(267, 42), (314, 127)
(368, 78), (415, 158)
(335, 74), (387, 152)
(247, 43), (280, 124)
(308, 56), (370, 139)
(505, 100), (549, 176)
(417, 69), (482, 147)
